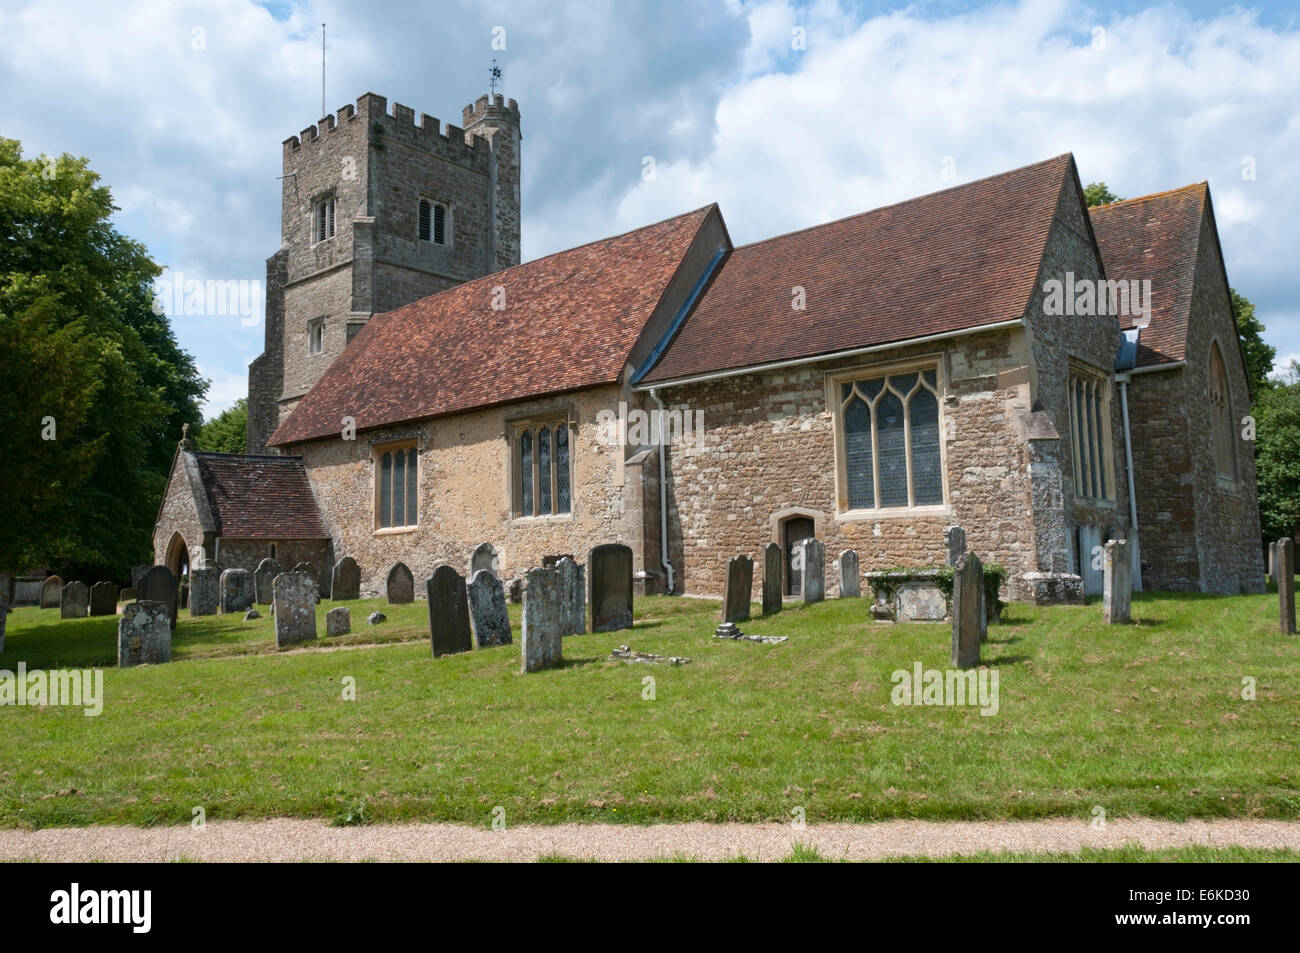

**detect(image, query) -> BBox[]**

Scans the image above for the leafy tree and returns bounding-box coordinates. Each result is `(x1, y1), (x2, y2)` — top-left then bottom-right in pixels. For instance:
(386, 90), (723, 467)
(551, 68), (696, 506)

(1084, 181), (1121, 207)
(1231, 289), (1274, 397)
(195, 398), (248, 454)
(1253, 362), (1300, 544)
(0, 140), (207, 579)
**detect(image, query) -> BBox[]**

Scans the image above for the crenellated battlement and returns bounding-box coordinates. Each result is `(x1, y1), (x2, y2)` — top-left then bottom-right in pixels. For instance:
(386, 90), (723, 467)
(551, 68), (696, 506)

(462, 93), (521, 129)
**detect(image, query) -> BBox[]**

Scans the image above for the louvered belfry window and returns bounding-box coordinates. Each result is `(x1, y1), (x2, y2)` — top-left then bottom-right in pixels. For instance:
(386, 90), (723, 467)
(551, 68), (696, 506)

(418, 199), (448, 245)
(838, 367), (944, 511)
(376, 442), (418, 529)
(515, 420), (572, 518)
(315, 196), (335, 243)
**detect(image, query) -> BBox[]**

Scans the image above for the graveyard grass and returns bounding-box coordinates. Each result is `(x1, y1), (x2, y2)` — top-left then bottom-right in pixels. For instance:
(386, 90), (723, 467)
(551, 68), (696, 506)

(1, 587), (1297, 830)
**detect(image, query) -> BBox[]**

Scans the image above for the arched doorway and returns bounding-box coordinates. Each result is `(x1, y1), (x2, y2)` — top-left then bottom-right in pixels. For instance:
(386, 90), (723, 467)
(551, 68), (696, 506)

(782, 516), (815, 596)
(165, 531), (190, 580)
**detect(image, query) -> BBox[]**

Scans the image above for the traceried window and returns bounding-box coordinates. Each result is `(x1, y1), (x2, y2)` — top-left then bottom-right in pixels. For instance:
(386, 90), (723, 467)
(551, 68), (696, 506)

(308, 317), (324, 355)
(1209, 341), (1236, 483)
(376, 441), (418, 529)
(837, 367), (944, 511)
(514, 419), (572, 517)
(314, 196), (335, 243)
(418, 199), (448, 245)
(1068, 367), (1114, 502)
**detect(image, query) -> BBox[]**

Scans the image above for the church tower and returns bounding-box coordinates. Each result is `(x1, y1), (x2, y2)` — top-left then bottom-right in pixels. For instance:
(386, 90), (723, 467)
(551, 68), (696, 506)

(247, 92), (522, 453)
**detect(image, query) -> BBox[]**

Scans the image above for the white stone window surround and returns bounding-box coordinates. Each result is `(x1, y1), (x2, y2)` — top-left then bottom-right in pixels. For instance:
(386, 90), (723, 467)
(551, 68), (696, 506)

(1067, 359), (1117, 504)
(371, 437), (420, 533)
(827, 354), (953, 521)
(507, 410), (577, 523)
(417, 196), (453, 248)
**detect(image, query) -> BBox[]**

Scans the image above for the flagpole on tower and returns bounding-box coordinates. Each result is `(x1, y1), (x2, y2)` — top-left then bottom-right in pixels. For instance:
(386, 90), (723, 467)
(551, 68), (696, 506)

(321, 23), (326, 118)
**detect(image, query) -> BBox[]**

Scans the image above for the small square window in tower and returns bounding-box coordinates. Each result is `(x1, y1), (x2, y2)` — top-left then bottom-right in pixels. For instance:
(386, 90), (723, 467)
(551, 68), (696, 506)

(418, 199), (448, 245)
(308, 317), (324, 355)
(314, 197), (335, 244)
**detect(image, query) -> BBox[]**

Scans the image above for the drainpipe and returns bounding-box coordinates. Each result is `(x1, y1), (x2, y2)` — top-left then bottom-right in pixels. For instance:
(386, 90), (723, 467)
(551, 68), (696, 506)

(1117, 374), (1143, 591)
(649, 388), (676, 594)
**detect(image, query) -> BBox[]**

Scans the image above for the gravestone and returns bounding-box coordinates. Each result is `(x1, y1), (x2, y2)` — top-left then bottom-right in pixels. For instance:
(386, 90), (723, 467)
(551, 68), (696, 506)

(118, 600), (172, 667)
(138, 565), (178, 629)
(253, 558), (281, 604)
(89, 581), (119, 616)
(387, 562), (414, 604)
(273, 571), (317, 647)
(331, 556), (360, 600)
(1268, 541), (1277, 585)
(521, 566), (563, 673)
(589, 543), (633, 632)
(130, 565), (151, 590)
(13, 576), (44, 606)
(1279, 538), (1296, 636)
(427, 565), (473, 657)
(720, 555), (753, 624)
(219, 568), (254, 614)
(556, 557), (585, 636)
(762, 542), (783, 616)
(470, 542), (498, 578)
(951, 552), (982, 669)
(120, 587), (137, 603)
(943, 525), (967, 567)
(800, 538), (825, 605)
(507, 577), (523, 604)
(60, 581), (88, 619)
(467, 569), (512, 647)
(189, 567), (219, 617)
(1102, 538), (1132, 624)
(326, 606), (351, 636)
(542, 554), (575, 569)
(40, 575), (63, 609)
(839, 550), (860, 598)
(292, 561), (321, 596)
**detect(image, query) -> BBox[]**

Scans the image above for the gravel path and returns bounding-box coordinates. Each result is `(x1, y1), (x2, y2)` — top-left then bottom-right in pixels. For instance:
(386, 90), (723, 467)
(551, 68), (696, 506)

(1, 818), (1297, 862)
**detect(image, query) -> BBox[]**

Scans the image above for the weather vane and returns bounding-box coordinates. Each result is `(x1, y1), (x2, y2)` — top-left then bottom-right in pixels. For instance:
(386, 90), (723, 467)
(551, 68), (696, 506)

(489, 59), (502, 95)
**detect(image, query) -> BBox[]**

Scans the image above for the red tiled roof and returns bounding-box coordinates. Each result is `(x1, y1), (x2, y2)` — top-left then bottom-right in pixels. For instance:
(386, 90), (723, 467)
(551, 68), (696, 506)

(639, 155), (1076, 384)
(1088, 184), (1206, 367)
(269, 206), (715, 445)
(192, 452), (328, 538)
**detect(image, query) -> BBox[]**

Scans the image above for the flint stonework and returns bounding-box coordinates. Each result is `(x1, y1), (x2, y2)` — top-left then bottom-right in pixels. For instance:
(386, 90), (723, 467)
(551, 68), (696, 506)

(60, 581), (89, 619)
(556, 557), (585, 636)
(331, 556), (361, 600)
(721, 555), (753, 624)
(273, 572), (317, 647)
(118, 600), (172, 667)
(188, 568), (219, 617)
(89, 581), (119, 616)
(326, 606), (351, 636)
(522, 566), (563, 673)
(138, 566), (178, 629)
(838, 550), (860, 598)
(40, 575), (63, 609)
(427, 565), (474, 657)
(951, 553), (982, 669)
(467, 569), (512, 647)
(762, 542), (782, 616)
(1279, 538), (1296, 636)
(800, 539), (825, 605)
(219, 568), (254, 614)
(254, 558), (281, 604)
(1103, 538), (1132, 624)
(589, 543), (633, 632)
(387, 562), (414, 604)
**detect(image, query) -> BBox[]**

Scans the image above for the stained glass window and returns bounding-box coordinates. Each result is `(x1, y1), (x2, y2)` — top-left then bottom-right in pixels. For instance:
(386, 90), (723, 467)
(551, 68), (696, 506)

(537, 426), (552, 515)
(838, 367), (945, 510)
(520, 431), (533, 517)
(556, 425), (571, 514)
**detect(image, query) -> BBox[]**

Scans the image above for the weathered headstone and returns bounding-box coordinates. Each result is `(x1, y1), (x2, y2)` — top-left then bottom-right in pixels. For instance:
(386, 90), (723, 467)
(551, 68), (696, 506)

(800, 539), (825, 605)
(219, 568), (254, 614)
(292, 561), (321, 595)
(522, 566), (563, 673)
(1268, 541), (1277, 585)
(589, 543), (633, 632)
(556, 557), (585, 636)
(387, 562), (414, 604)
(118, 600), (172, 667)
(254, 558), (281, 604)
(40, 574), (64, 609)
(426, 565), (473, 657)
(273, 572), (317, 647)
(943, 525), (966, 567)
(839, 550), (860, 598)
(13, 576), (43, 606)
(188, 567), (219, 617)
(326, 606), (351, 636)
(951, 552), (982, 669)
(721, 555), (753, 623)
(470, 542), (498, 578)
(138, 565), (178, 629)
(1102, 538), (1132, 624)
(120, 587), (137, 603)
(331, 556), (360, 600)
(762, 542), (782, 616)
(130, 565), (151, 590)
(1278, 538), (1296, 636)
(89, 581), (118, 616)
(467, 569), (512, 647)
(60, 581), (89, 619)
(542, 554), (575, 569)
(507, 577), (523, 604)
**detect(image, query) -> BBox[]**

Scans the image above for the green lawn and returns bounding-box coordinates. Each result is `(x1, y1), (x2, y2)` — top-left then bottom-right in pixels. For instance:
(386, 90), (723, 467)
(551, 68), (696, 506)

(0, 589), (1296, 829)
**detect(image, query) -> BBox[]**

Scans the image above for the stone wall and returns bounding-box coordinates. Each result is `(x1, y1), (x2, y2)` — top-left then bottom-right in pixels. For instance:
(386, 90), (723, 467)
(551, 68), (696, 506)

(152, 453), (211, 572)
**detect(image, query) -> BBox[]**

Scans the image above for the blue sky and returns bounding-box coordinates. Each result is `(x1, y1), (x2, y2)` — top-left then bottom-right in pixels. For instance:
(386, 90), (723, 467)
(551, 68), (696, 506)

(1, 0), (1297, 416)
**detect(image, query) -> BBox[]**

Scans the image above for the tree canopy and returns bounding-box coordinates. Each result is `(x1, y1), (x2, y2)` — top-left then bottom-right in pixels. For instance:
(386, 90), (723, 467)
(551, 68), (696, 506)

(195, 398), (248, 454)
(1083, 182), (1121, 207)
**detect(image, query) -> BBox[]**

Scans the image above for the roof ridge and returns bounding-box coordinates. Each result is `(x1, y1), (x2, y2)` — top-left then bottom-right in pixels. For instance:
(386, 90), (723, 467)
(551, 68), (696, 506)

(1088, 182), (1207, 213)
(732, 153), (1074, 253)
(192, 451), (305, 463)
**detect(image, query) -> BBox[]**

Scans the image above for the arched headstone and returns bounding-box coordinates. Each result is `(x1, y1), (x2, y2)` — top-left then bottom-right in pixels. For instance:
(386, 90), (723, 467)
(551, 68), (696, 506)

(387, 562), (414, 604)
(467, 569), (512, 647)
(40, 575), (64, 609)
(469, 543), (499, 578)
(60, 581), (89, 619)
(588, 543), (633, 632)
(254, 558), (281, 605)
(138, 566), (178, 629)
(427, 565), (473, 657)
(331, 556), (360, 600)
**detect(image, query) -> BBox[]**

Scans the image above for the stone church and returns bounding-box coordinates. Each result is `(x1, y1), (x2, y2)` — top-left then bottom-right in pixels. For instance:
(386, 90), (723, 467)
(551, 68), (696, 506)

(153, 89), (1265, 602)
